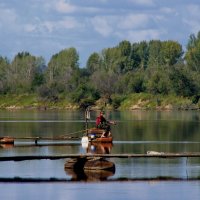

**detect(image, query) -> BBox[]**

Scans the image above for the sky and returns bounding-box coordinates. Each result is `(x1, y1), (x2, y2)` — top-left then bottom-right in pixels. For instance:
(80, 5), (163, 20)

(0, 0), (200, 67)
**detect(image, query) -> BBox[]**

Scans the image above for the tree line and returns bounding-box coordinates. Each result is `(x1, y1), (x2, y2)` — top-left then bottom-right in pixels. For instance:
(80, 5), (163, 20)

(0, 31), (200, 108)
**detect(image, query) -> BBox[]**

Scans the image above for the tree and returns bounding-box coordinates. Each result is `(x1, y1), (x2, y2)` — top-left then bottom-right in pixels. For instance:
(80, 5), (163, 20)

(185, 31), (200, 72)
(169, 64), (197, 97)
(45, 47), (79, 96)
(101, 47), (121, 73)
(91, 69), (118, 100)
(70, 83), (100, 107)
(146, 68), (171, 95)
(7, 52), (40, 93)
(45, 47), (79, 84)
(86, 52), (101, 74)
(161, 41), (183, 66)
(0, 56), (10, 93)
(117, 40), (133, 73)
(147, 40), (162, 68)
(133, 41), (149, 69)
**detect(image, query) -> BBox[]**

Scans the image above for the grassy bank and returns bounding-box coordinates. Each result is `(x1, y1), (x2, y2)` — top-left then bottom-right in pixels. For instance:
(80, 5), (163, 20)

(119, 93), (200, 110)
(0, 93), (199, 110)
(0, 94), (78, 110)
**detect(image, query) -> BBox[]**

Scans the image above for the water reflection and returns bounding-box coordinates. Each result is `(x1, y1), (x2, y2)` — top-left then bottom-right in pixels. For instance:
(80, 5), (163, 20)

(64, 157), (115, 182)
(0, 144), (14, 149)
(0, 110), (200, 182)
(64, 141), (115, 181)
(83, 142), (113, 154)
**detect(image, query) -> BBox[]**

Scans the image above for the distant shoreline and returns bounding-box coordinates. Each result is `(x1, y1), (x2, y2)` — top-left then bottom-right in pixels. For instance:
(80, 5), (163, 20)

(0, 93), (199, 111)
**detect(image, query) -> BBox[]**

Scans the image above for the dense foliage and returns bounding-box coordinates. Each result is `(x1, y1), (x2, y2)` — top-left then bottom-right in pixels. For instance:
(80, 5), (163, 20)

(0, 32), (200, 108)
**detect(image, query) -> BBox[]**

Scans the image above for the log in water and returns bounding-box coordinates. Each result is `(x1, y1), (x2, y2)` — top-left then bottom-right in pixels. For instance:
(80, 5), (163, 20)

(0, 152), (200, 161)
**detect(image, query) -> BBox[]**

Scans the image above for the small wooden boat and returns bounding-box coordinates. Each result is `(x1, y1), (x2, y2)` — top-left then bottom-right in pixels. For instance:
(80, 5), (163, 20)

(0, 136), (14, 144)
(81, 128), (113, 144)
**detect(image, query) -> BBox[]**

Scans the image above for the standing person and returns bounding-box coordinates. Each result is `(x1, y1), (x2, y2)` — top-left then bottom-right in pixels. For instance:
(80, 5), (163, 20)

(96, 111), (115, 137)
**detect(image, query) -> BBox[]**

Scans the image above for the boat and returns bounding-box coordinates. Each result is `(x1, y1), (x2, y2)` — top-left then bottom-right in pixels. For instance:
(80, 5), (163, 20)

(81, 128), (113, 144)
(0, 136), (14, 144)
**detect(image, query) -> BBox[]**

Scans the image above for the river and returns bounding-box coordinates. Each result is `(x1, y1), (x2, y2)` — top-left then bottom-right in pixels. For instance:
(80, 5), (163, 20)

(0, 110), (200, 199)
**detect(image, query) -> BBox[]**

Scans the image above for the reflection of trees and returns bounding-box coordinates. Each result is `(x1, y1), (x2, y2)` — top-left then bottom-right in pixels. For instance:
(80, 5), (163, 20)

(113, 111), (200, 153)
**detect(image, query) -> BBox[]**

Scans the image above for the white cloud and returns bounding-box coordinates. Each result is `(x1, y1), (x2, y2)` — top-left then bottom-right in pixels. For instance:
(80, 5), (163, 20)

(118, 14), (149, 29)
(183, 20), (200, 34)
(0, 7), (17, 28)
(24, 16), (81, 35)
(57, 17), (82, 29)
(53, 0), (100, 14)
(187, 4), (200, 18)
(117, 29), (164, 42)
(182, 4), (200, 34)
(160, 7), (177, 14)
(55, 0), (76, 13)
(129, 0), (155, 6)
(91, 16), (113, 37)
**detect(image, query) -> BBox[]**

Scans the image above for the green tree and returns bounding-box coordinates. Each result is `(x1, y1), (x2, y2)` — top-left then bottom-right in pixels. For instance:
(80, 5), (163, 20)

(147, 40), (162, 68)
(45, 47), (79, 84)
(117, 40), (134, 73)
(146, 68), (171, 95)
(161, 41), (183, 66)
(70, 83), (100, 107)
(86, 52), (101, 74)
(169, 64), (197, 97)
(133, 41), (149, 69)
(185, 31), (200, 72)
(7, 52), (40, 93)
(44, 47), (79, 98)
(101, 47), (121, 73)
(91, 69), (118, 100)
(0, 56), (10, 93)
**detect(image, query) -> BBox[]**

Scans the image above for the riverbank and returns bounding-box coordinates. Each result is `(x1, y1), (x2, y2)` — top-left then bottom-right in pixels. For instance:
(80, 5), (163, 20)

(0, 93), (199, 110)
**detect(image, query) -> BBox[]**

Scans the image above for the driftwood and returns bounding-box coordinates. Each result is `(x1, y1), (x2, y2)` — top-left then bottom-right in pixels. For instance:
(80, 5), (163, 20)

(0, 153), (200, 161)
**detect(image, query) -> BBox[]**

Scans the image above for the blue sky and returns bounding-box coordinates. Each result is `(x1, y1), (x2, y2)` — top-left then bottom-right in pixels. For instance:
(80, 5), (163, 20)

(0, 0), (200, 67)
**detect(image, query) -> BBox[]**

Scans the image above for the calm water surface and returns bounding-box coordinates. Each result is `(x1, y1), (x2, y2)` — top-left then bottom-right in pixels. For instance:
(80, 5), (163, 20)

(0, 110), (200, 199)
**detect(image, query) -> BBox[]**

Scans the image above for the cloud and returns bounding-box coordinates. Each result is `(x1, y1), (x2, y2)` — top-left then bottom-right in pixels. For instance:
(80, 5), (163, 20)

(186, 4), (200, 18)
(24, 16), (82, 35)
(118, 14), (149, 29)
(0, 6), (18, 30)
(160, 7), (177, 14)
(91, 16), (113, 37)
(90, 13), (155, 37)
(53, 0), (101, 14)
(129, 0), (155, 6)
(116, 29), (164, 42)
(182, 4), (200, 34)
(55, 0), (76, 13)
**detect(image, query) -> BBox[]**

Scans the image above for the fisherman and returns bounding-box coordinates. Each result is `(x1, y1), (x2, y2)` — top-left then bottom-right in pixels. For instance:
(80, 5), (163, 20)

(96, 111), (116, 137)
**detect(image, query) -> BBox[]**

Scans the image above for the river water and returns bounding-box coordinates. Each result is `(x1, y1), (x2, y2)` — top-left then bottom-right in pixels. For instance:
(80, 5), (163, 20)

(0, 110), (200, 199)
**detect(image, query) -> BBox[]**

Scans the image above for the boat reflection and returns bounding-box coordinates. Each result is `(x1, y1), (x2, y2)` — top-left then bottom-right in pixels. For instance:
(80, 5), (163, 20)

(82, 142), (113, 154)
(64, 147), (115, 182)
(0, 143), (14, 149)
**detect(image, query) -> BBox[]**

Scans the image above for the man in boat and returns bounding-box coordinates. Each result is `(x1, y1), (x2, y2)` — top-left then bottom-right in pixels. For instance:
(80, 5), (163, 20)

(96, 111), (115, 137)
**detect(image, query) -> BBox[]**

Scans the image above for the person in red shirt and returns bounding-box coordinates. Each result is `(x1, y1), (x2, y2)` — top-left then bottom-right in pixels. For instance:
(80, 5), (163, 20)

(96, 111), (115, 137)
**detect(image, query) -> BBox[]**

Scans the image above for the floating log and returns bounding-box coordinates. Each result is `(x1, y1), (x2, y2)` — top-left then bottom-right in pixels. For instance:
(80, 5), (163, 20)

(1, 153), (200, 161)
(0, 136), (81, 145)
